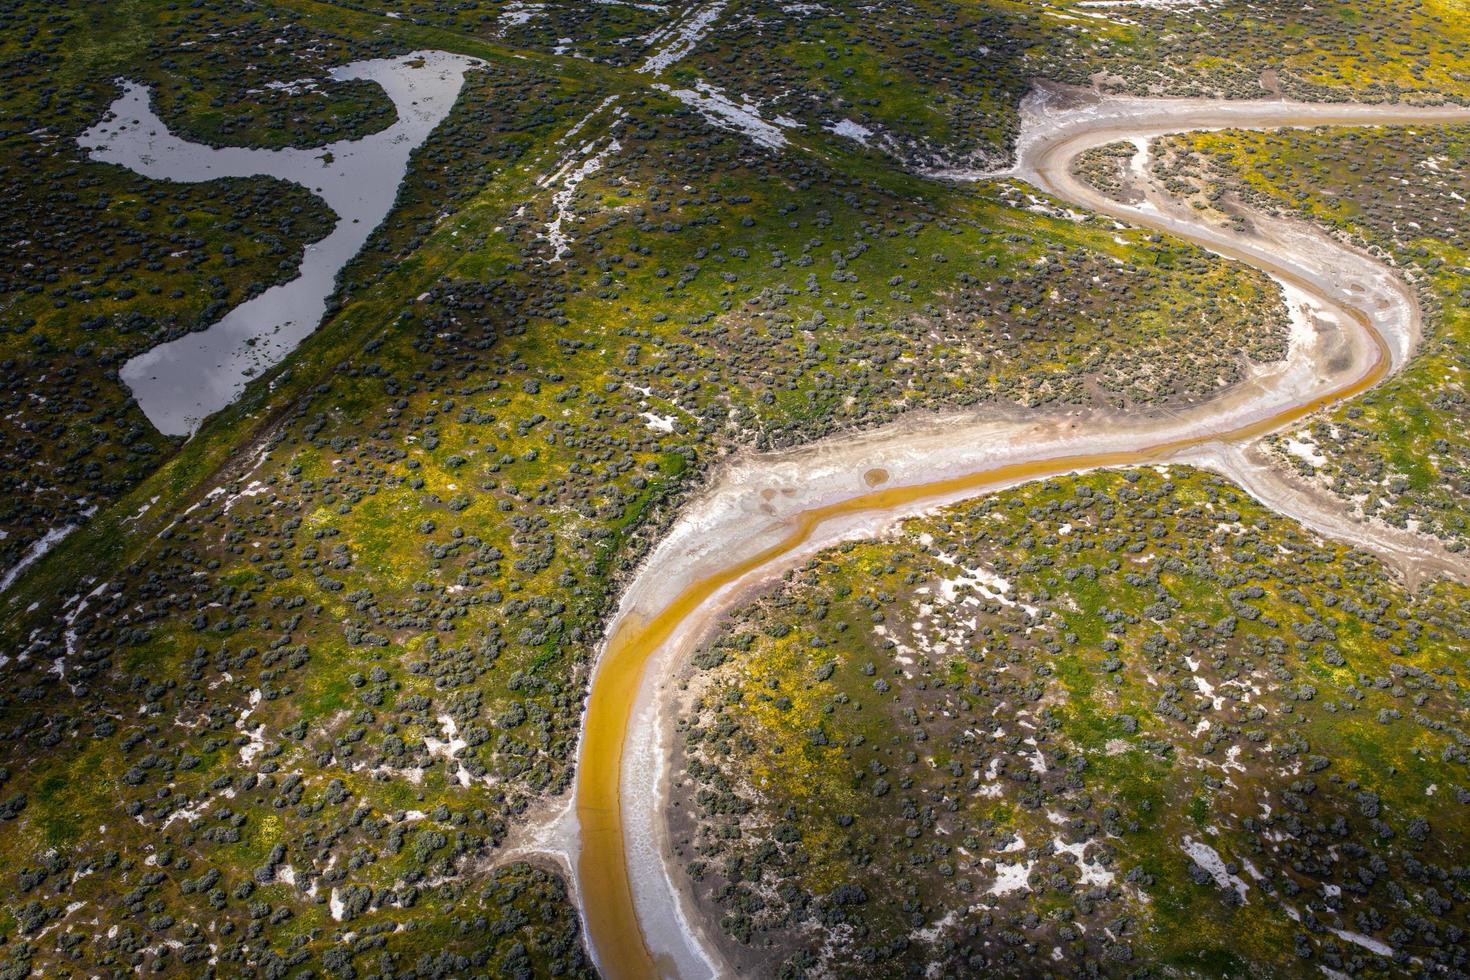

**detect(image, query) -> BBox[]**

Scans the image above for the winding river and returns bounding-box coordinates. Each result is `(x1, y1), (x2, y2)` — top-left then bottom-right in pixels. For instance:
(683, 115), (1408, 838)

(568, 88), (1470, 979)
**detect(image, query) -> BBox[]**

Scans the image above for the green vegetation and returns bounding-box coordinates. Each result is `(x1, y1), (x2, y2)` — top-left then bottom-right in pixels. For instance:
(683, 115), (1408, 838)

(677, 467), (1470, 976)
(6, 0), (1470, 975)
(0, 0), (416, 570)
(0, 77), (1292, 975)
(1157, 122), (1470, 548)
(670, 0), (1470, 172)
(318, 1), (1470, 171)
(318, 0), (676, 68)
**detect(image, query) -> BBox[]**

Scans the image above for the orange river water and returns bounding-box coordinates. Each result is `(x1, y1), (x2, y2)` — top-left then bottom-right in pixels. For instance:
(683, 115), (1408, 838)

(571, 92), (1470, 979)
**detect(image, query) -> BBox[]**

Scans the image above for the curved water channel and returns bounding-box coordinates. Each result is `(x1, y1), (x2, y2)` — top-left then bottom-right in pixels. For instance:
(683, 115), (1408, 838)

(570, 89), (1470, 979)
(78, 50), (481, 437)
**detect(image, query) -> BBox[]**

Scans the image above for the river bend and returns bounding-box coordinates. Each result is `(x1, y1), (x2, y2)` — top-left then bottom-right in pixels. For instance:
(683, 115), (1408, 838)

(564, 89), (1470, 980)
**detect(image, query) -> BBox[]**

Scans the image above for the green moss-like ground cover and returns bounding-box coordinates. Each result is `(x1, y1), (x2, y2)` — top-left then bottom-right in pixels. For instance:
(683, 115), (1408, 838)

(678, 467), (1470, 976)
(6, 0), (1470, 975)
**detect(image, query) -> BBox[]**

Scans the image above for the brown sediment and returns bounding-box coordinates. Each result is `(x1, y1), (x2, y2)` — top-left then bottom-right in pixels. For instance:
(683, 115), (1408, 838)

(573, 91), (1470, 980)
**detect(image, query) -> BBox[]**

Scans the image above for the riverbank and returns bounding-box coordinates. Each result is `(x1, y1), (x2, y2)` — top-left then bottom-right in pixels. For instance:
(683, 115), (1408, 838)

(568, 88), (1470, 979)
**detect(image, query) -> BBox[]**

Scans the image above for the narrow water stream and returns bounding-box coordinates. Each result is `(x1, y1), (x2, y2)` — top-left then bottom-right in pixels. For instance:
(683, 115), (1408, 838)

(571, 91), (1470, 980)
(78, 50), (482, 436)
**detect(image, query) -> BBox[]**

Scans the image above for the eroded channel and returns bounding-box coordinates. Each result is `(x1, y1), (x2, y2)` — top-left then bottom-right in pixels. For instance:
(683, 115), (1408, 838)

(570, 90), (1470, 980)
